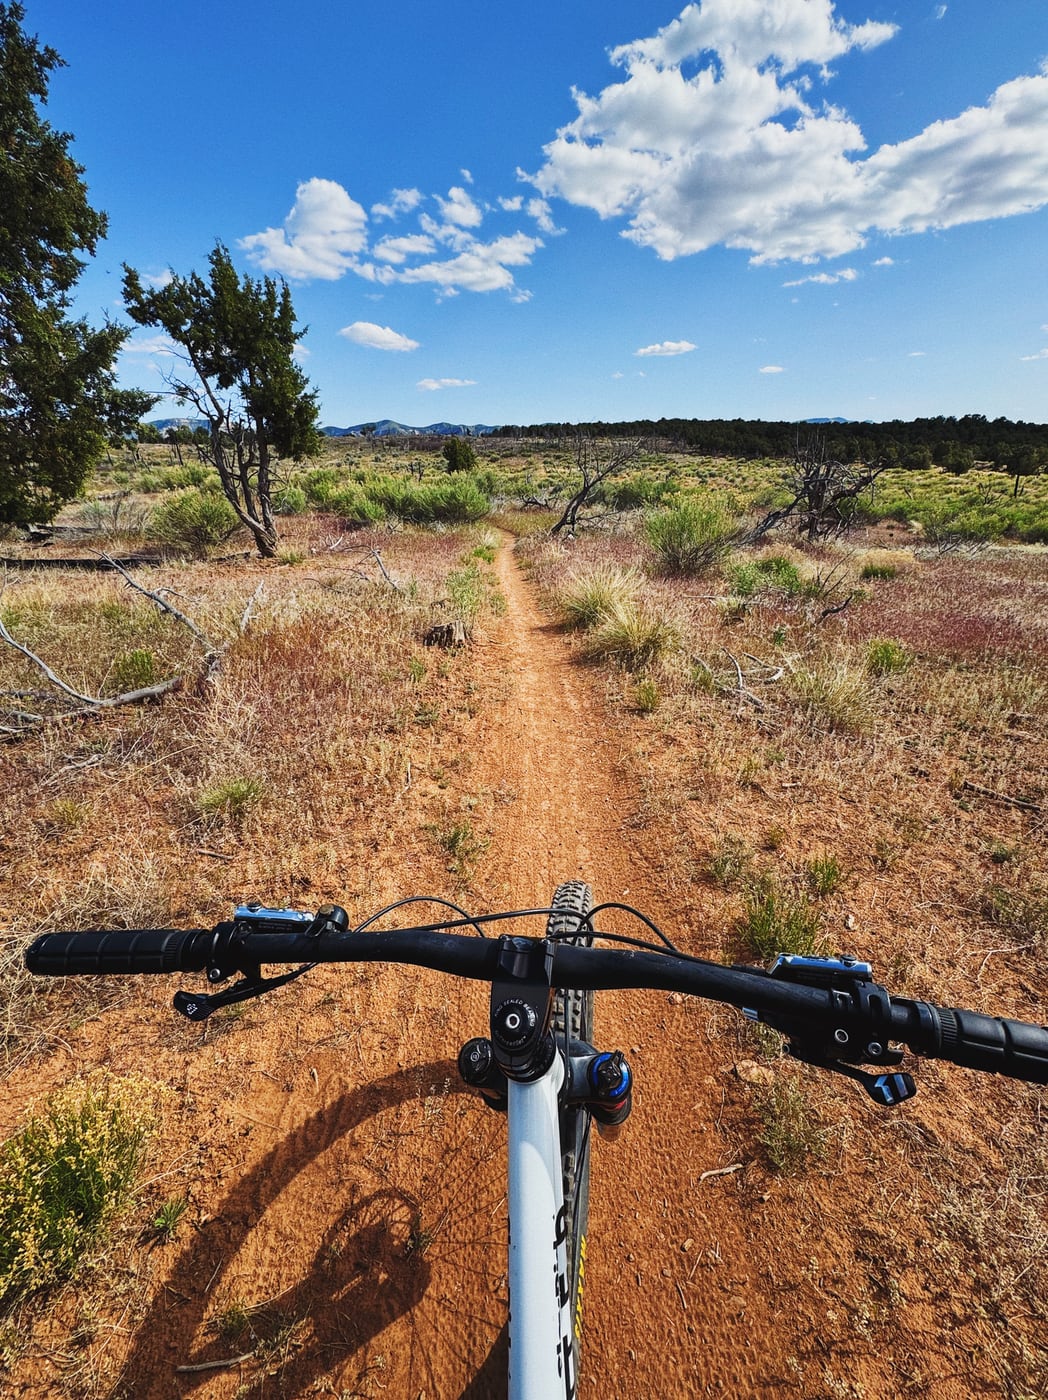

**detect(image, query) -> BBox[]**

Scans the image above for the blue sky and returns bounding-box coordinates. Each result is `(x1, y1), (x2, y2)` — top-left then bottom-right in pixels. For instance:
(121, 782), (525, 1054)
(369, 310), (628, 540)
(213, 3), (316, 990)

(27, 0), (1048, 428)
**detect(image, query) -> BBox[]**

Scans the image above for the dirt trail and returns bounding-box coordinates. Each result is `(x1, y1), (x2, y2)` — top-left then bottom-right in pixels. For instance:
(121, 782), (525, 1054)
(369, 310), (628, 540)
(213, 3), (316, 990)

(455, 540), (767, 1397)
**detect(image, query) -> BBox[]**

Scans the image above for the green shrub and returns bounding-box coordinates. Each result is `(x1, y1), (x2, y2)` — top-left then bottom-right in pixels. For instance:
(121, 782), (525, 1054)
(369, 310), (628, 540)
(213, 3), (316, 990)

(755, 1080), (825, 1175)
(359, 475), (491, 525)
(149, 489), (239, 557)
(0, 1077), (155, 1307)
(330, 486), (386, 528)
(725, 555), (801, 597)
(804, 853), (843, 897)
(195, 775), (265, 823)
(598, 474), (672, 510)
(109, 647), (158, 694)
(633, 677), (661, 713)
(302, 466), (342, 507)
(273, 485), (308, 515)
(442, 437), (478, 473)
(865, 638), (911, 676)
(645, 500), (737, 575)
(859, 562), (897, 581)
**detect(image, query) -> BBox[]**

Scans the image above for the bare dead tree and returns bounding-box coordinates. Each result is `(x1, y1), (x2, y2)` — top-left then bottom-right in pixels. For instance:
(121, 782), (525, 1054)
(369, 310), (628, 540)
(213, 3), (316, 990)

(550, 435), (646, 536)
(747, 444), (891, 545)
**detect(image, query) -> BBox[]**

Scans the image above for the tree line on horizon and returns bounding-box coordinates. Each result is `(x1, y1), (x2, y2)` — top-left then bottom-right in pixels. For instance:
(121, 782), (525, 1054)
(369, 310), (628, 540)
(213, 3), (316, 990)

(493, 415), (1048, 476)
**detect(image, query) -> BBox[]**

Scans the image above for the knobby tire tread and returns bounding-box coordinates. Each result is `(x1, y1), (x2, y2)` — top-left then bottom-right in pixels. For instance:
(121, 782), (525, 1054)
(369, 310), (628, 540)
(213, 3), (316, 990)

(549, 881), (594, 1392)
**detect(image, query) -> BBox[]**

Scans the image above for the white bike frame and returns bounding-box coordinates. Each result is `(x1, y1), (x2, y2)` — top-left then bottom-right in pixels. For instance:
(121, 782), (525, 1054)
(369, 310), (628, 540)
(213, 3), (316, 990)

(506, 1054), (578, 1400)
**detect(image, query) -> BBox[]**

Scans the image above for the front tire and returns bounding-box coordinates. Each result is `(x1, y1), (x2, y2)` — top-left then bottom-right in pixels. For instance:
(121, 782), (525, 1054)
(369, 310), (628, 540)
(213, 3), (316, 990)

(549, 881), (594, 1389)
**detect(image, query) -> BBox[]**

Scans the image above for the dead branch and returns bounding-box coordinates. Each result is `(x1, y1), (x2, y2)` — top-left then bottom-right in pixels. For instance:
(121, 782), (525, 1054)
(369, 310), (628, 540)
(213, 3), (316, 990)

(239, 582), (265, 633)
(175, 1354), (254, 1374)
(817, 592), (858, 623)
(102, 553), (216, 655)
(961, 779), (1041, 813)
(0, 677), (182, 742)
(0, 614), (98, 705)
(346, 548), (402, 591)
(721, 648), (765, 709)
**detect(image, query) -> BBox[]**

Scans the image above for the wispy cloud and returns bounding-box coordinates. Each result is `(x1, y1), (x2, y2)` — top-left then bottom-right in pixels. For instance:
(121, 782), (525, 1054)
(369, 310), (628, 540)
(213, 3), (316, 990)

(417, 377), (477, 391)
(242, 177), (543, 298)
(635, 339), (697, 356)
(121, 333), (177, 356)
(530, 0), (1048, 264)
(1020, 347), (1048, 361)
(339, 322), (420, 352)
(760, 364), (785, 374)
(783, 268), (858, 287)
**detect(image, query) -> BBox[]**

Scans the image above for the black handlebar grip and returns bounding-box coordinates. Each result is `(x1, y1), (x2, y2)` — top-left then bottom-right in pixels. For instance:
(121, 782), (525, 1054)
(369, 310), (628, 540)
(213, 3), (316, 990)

(24, 929), (209, 976)
(935, 1006), (1048, 1084)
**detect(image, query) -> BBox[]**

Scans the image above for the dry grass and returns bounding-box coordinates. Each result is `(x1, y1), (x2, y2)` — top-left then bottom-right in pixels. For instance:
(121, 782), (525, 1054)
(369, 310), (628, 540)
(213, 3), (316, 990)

(0, 527), (500, 1059)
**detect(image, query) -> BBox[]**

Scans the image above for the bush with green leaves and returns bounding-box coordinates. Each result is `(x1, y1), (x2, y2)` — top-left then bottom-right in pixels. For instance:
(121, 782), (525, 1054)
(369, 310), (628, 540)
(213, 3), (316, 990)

(725, 555), (802, 597)
(109, 647), (158, 694)
(273, 484), (308, 515)
(149, 488), (239, 556)
(0, 1077), (155, 1307)
(644, 499), (738, 575)
(442, 437), (478, 473)
(865, 637), (911, 676)
(330, 485), (387, 528)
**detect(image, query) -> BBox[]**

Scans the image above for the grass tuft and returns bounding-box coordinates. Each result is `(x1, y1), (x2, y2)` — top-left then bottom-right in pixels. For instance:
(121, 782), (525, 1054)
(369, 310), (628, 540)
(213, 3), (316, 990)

(755, 1079), (826, 1175)
(738, 875), (824, 961)
(583, 604), (680, 672)
(557, 565), (643, 631)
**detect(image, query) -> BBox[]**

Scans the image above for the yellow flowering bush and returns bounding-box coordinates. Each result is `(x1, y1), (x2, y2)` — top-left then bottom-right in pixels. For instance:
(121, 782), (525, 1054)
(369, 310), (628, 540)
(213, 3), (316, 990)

(0, 1075), (156, 1307)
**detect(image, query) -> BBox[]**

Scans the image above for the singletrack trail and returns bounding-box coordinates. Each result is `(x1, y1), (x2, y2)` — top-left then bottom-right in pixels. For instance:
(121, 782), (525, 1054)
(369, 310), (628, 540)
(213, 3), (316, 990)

(455, 539), (770, 1397)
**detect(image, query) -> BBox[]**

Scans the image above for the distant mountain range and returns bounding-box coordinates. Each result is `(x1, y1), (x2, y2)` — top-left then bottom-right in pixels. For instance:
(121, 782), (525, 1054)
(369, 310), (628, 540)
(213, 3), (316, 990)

(147, 415), (851, 437)
(322, 420), (498, 438)
(146, 417), (497, 438)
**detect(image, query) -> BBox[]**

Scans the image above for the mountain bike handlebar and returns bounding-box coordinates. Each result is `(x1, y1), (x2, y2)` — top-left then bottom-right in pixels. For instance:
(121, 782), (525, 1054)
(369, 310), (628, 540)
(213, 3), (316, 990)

(23, 907), (1048, 1087)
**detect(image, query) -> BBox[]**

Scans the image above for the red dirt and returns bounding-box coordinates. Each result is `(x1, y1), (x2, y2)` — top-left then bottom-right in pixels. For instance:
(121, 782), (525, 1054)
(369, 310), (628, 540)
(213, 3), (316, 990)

(2, 536), (1045, 1398)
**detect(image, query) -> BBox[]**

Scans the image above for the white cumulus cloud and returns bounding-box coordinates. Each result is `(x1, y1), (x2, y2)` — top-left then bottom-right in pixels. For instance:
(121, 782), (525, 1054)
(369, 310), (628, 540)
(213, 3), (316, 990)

(436, 185), (484, 228)
(530, 0), (1048, 264)
(635, 339), (697, 356)
(339, 322), (420, 352)
(760, 364), (785, 373)
(243, 179), (542, 299)
(239, 178), (368, 280)
(1020, 348), (1048, 361)
(417, 377), (478, 391)
(121, 333), (177, 357)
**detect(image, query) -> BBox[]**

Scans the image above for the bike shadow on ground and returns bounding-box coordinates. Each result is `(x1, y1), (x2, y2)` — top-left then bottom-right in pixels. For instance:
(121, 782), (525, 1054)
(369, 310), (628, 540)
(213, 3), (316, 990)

(117, 1058), (508, 1400)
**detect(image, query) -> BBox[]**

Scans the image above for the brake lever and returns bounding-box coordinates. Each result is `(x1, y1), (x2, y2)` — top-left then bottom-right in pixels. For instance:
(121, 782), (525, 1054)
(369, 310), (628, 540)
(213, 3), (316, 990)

(174, 964), (315, 1021)
(173, 903), (349, 1021)
(786, 1040), (917, 1107)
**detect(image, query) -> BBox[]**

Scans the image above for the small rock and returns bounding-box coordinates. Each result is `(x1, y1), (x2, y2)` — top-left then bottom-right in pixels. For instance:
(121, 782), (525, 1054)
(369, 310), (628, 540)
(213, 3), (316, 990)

(681, 1238), (695, 1253)
(734, 1059), (776, 1086)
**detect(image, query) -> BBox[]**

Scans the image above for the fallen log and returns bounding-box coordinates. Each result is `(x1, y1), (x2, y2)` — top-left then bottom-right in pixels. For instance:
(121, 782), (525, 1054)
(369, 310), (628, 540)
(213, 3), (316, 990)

(0, 552), (164, 570)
